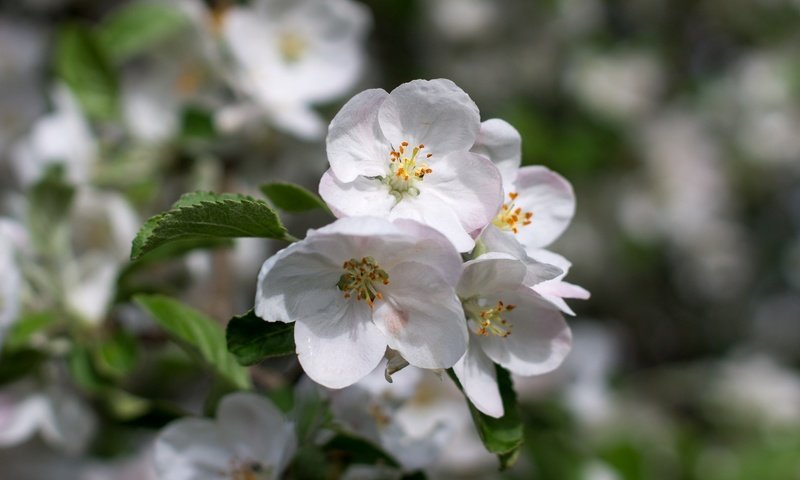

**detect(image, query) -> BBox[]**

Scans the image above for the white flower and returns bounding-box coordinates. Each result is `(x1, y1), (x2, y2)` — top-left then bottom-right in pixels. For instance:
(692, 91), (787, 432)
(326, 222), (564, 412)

(453, 253), (571, 417)
(154, 393), (296, 480)
(0, 380), (95, 454)
(63, 189), (140, 325)
(10, 84), (97, 187)
(319, 79), (503, 252)
(255, 216), (467, 388)
(472, 119), (589, 313)
(218, 0), (371, 139)
(472, 119), (575, 252)
(0, 232), (22, 347)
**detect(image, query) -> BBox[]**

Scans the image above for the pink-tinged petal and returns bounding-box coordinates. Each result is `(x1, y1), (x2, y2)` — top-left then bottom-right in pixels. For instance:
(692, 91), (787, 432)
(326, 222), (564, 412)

(154, 418), (231, 480)
(376, 262), (467, 369)
(453, 341), (503, 418)
(458, 253), (527, 299)
(390, 194), (476, 252)
(471, 118), (521, 193)
(318, 170), (395, 218)
(218, 393), (296, 475)
(478, 288), (572, 376)
(255, 242), (341, 323)
(0, 394), (47, 447)
(425, 151), (504, 235)
(295, 299), (386, 389)
(479, 225), (562, 285)
(534, 281), (591, 316)
(512, 166), (576, 249)
(326, 89), (390, 182)
(378, 79), (480, 158)
(528, 249), (571, 281)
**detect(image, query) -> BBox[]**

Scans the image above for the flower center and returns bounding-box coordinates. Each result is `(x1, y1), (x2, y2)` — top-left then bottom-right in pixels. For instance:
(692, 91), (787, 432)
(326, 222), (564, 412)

(337, 257), (390, 307)
(463, 298), (514, 337)
(229, 458), (272, 480)
(492, 192), (533, 234)
(383, 141), (433, 199)
(279, 32), (307, 64)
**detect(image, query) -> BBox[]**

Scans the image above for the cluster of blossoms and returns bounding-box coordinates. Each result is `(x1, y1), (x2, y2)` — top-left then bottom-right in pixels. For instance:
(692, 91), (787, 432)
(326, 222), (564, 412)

(256, 79), (588, 417)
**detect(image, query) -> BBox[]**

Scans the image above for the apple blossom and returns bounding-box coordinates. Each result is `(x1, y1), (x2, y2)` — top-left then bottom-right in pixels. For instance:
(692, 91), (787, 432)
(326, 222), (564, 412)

(453, 253), (572, 417)
(218, 0), (371, 139)
(319, 79), (503, 252)
(10, 84), (96, 187)
(0, 380), (95, 454)
(0, 233), (21, 349)
(255, 216), (467, 388)
(472, 118), (589, 313)
(154, 392), (296, 480)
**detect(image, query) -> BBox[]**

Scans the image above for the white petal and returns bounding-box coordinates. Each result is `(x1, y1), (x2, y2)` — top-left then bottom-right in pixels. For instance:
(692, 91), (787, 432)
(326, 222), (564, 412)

(295, 299), (386, 389)
(425, 151), (504, 235)
(40, 389), (95, 454)
(471, 118), (521, 193)
(513, 166), (576, 250)
(479, 225), (562, 286)
(218, 393), (297, 475)
(458, 253), (527, 299)
(390, 193), (475, 252)
(268, 102), (326, 140)
(376, 262), (467, 369)
(154, 418), (231, 480)
(0, 393), (47, 447)
(453, 341), (503, 418)
(318, 170), (394, 218)
(378, 79), (480, 158)
(478, 288), (572, 376)
(326, 89), (390, 182)
(388, 219), (463, 286)
(255, 242), (341, 323)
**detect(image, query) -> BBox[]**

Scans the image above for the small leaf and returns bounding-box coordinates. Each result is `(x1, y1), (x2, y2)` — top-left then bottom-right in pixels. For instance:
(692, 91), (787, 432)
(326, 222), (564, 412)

(447, 365), (524, 470)
(27, 165), (75, 253)
(55, 23), (118, 120)
(98, 2), (189, 63)
(5, 311), (57, 350)
(130, 191), (289, 261)
(260, 182), (329, 213)
(135, 294), (251, 389)
(95, 331), (138, 378)
(226, 310), (295, 366)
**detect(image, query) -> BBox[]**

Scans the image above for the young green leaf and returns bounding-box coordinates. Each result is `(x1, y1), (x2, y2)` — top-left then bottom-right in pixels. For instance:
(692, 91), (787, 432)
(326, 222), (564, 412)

(5, 311), (57, 351)
(447, 365), (524, 470)
(135, 294), (251, 389)
(260, 182), (329, 213)
(27, 166), (75, 253)
(130, 192), (289, 261)
(226, 310), (295, 366)
(98, 2), (189, 63)
(55, 23), (118, 120)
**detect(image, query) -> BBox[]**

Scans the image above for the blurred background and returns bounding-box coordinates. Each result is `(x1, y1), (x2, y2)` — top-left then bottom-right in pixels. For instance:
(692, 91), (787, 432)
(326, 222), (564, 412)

(1, 0), (799, 479)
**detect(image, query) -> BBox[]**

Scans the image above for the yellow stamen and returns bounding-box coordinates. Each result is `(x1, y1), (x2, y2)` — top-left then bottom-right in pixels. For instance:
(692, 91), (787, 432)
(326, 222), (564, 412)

(492, 192), (534, 234)
(337, 257), (390, 307)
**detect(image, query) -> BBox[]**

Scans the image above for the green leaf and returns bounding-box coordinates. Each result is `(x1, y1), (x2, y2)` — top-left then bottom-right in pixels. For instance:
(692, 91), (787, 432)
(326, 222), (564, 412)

(94, 331), (138, 378)
(130, 191), (289, 261)
(447, 365), (524, 470)
(260, 182), (329, 213)
(135, 294), (251, 389)
(5, 311), (57, 350)
(0, 349), (46, 386)
(226, 310), (295, 366)
(98, 2), (189, 63)
(55, 23), (118, 120)
(27, 165), (75, 253)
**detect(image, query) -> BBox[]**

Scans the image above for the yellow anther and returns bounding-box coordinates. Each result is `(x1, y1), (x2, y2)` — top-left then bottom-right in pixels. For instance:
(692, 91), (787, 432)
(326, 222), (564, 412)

(385, 141), (432, 196)
(464, 298), (514, 338)
(493, 192), (534, 234)
(337, 257), (389, 307)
